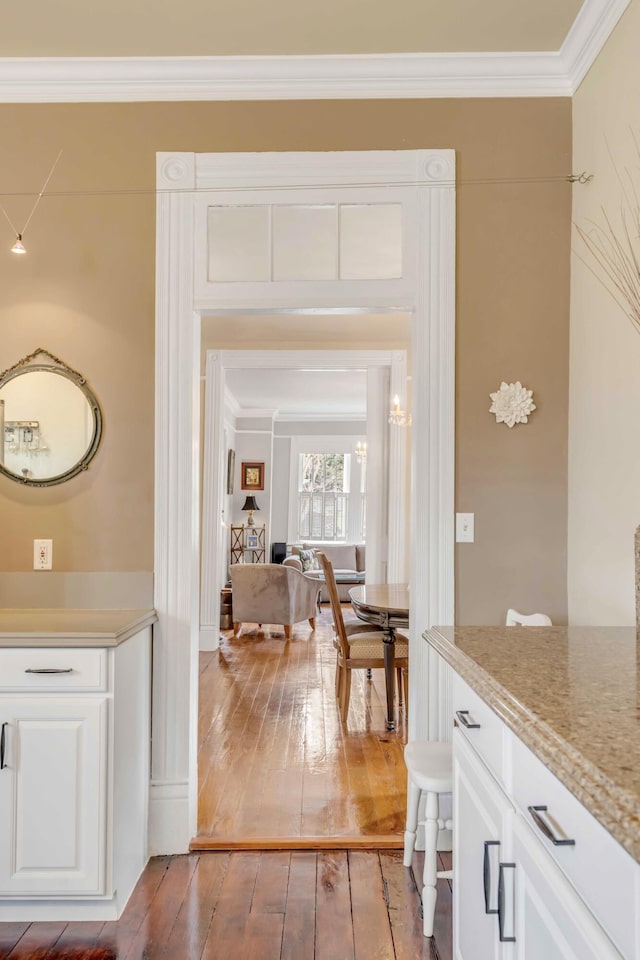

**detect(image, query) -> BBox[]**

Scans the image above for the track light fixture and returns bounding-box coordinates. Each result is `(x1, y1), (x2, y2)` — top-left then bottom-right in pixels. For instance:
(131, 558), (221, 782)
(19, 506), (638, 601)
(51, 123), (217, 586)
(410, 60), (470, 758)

(2, 150), (62, 257)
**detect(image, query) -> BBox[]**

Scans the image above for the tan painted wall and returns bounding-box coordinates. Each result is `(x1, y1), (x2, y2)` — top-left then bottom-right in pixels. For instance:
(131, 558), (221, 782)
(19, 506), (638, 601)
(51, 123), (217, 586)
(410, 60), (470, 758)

(569, 0), (640, 625)
(0, 99), (571, 623)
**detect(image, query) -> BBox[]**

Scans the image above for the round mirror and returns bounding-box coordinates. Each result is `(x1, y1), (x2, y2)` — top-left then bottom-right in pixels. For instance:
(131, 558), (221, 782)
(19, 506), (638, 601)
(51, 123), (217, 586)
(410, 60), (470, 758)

(0, 349), (102, 487)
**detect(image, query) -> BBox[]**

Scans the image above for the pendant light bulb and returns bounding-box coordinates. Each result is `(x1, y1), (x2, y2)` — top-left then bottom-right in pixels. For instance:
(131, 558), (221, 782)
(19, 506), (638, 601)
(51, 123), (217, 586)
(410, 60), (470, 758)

(11, 235), (26, 255)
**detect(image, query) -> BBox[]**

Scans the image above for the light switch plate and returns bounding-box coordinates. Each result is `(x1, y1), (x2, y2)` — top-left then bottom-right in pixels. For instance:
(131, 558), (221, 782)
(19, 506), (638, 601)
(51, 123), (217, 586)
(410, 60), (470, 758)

(33, 539), (53, 570)
(456, 513), (475, 543)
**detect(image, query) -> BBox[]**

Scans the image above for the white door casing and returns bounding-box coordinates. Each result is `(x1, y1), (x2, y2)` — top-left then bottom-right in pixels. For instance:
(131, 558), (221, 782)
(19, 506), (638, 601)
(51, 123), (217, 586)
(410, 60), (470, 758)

(153, 149), (456, 853)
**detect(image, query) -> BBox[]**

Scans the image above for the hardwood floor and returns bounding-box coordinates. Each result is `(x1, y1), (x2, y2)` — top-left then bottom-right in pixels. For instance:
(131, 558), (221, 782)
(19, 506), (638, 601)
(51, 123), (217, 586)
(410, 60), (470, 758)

(197, 605), (408, 844)
(0, 850), (452, 959)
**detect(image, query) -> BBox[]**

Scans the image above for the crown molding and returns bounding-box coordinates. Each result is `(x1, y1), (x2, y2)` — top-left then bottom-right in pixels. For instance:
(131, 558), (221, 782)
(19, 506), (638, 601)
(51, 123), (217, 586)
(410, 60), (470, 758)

(0, 51), (569, 101)
(274, 412), (366, 422)
(235, 408), (277, 420)
(0, 0), (626, 102)
(561, 0), (629, 92)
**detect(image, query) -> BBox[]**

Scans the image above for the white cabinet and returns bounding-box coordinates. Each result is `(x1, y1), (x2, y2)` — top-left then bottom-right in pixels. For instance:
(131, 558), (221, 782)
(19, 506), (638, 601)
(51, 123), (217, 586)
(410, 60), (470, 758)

(453, 730), (512, 959)
(0, 624), (152, 921)
(0, 697), (107, 896)
(452, 672), (631, 959)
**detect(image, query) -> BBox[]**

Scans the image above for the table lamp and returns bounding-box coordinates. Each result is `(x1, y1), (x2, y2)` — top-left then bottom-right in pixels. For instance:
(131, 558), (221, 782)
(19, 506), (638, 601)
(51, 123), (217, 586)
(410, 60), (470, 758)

(241, 495), (260, 526)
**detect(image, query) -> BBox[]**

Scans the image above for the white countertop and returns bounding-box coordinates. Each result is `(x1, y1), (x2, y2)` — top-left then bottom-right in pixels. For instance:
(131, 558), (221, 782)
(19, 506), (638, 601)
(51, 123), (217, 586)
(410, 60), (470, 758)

(0, 608), (157, 647)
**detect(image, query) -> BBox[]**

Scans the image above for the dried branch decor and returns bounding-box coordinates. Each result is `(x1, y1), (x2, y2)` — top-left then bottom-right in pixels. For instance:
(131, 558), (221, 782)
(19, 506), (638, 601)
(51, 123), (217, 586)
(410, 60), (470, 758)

(574, 134), (640, 335)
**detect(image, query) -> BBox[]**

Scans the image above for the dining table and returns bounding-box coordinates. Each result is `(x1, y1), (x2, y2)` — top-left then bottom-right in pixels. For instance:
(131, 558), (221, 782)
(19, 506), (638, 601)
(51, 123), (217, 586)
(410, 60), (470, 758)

(348, 583), (410, 731)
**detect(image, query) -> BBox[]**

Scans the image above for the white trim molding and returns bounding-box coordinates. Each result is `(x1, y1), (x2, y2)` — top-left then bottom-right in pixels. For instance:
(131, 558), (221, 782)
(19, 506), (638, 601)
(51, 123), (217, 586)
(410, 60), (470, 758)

(155, 148), (455, 854)
(0, 1), (629, 102)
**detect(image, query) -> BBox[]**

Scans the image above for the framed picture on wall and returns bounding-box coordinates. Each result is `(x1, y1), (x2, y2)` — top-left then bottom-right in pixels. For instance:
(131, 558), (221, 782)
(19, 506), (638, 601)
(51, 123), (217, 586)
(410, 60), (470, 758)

(227, 449), (235, 495)
(241, 461), (264, 490)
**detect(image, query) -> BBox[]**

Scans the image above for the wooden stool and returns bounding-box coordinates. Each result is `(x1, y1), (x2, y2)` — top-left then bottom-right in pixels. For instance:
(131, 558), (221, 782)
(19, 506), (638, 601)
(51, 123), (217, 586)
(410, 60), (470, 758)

(403, 740), (453, 937)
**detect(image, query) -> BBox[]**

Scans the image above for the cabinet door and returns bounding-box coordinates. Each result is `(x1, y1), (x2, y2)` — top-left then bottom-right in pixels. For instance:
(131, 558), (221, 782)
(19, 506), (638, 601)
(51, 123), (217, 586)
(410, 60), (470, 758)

(512, 815), (622, 960)
(0, 697), (107, 896)
(453, 729), (513, 960)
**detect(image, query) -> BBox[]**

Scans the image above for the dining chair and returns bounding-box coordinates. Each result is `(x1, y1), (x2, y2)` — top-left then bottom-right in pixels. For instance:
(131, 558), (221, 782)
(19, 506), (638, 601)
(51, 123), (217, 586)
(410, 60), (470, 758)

(316, 552), (409, 721)
(506, 608), (552, 626)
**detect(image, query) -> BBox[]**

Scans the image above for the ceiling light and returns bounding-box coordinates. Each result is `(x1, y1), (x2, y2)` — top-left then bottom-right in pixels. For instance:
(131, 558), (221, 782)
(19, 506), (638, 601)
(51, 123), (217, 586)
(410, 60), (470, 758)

(11, 235), (26, 255)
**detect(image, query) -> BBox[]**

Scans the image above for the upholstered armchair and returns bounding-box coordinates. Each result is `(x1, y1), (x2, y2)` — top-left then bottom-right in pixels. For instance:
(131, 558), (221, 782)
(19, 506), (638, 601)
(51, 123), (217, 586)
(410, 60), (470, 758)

(230, 563), (320, 639)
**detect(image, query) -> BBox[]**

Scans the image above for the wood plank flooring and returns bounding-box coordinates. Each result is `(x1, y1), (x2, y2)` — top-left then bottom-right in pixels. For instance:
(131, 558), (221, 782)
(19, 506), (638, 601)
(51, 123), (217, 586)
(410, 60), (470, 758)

(0, 850), (452, 959)
(197, 605), (408, 844)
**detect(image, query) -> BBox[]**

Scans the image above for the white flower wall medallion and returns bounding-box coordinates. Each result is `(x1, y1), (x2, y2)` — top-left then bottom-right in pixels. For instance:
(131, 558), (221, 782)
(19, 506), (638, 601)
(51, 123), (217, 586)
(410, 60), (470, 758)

(489, 381), (536, 428)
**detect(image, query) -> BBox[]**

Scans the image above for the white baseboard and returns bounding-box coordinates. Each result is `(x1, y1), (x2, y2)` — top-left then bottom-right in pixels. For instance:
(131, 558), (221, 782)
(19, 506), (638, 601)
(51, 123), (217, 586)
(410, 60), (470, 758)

(199, 626), (221, 651)
(0, 897), (119, 922)
(148, 781), (192, 855)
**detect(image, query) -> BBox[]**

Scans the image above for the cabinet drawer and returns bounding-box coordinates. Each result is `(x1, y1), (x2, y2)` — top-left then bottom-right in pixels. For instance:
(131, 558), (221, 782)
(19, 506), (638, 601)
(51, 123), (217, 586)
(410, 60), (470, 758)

(0, 648), (108, 692)
(452, 672), (509, 787)
(512, 734), (637, 959)
(512, 813), (623, 959)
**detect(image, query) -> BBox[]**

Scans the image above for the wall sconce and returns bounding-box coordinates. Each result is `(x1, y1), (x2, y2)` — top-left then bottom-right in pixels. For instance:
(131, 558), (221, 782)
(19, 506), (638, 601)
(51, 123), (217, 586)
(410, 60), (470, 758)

(241, 495), (260, 526)
(355, 441), (367, 464)
(388, 394), (412, 427)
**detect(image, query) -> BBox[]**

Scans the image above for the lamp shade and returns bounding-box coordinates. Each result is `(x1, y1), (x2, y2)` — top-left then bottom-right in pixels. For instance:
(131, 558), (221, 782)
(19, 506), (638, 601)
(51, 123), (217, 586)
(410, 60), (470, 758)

(241, 496), (259, 512)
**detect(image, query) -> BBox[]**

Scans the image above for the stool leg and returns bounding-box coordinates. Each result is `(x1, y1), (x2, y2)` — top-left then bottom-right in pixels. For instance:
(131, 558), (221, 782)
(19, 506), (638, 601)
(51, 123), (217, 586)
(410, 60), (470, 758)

(403, 777), (421, 866)
(422, 791), (439, 937)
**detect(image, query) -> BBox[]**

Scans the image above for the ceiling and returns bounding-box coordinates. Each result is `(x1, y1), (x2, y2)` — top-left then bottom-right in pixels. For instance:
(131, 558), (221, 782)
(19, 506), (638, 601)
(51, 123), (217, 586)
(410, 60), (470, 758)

(225, 368), (367, 419)
(0, 0), (584, 57)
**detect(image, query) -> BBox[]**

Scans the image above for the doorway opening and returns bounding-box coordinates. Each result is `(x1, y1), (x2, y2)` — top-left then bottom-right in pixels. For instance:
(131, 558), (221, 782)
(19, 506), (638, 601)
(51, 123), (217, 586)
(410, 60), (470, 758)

(197, 325), (411, 844)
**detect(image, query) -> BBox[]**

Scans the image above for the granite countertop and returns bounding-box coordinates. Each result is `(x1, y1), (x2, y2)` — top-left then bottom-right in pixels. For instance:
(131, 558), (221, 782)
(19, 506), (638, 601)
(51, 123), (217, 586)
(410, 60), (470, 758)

(0, 608), (157, 647)
(425, 625), (640, 864)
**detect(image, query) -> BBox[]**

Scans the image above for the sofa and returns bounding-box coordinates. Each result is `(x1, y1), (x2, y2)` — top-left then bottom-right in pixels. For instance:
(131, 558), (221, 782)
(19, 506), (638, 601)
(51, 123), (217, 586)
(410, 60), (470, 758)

(284, 542), (366, 601)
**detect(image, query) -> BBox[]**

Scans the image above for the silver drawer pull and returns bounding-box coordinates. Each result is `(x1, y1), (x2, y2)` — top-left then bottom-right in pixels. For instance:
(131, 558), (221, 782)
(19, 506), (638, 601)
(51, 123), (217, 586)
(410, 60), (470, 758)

(528, 805), (576, 846)
(25, 667), (73, 675)
(483, 840), (500, 914)
(455, 709), (480, 729)
(498, 863), (516, 943)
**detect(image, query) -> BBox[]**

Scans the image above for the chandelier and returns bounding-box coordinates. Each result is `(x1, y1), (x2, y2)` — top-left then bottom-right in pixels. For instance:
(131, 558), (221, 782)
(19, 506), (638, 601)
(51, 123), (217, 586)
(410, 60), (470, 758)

(355, 440), (367, 464)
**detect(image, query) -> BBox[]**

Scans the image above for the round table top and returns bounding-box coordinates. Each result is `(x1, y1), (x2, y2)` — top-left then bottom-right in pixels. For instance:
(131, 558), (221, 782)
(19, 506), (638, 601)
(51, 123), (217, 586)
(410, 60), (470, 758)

(349, 583), (410, 616)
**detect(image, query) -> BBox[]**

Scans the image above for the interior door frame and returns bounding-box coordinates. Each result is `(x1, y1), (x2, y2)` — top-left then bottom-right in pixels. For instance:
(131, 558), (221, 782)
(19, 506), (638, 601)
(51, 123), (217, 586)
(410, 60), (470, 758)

(200, 346), (408, 650)
(152, 149), (456, 853)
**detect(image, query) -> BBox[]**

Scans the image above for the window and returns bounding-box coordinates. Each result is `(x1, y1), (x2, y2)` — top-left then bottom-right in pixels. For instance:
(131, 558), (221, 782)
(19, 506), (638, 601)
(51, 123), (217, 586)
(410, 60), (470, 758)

(298, 452), (349, 541)
(287, 436), (367, 544)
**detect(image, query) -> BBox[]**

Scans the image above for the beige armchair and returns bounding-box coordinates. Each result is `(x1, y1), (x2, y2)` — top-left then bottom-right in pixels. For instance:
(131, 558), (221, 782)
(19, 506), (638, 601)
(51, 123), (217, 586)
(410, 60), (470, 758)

(230, 563), (320, 639)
